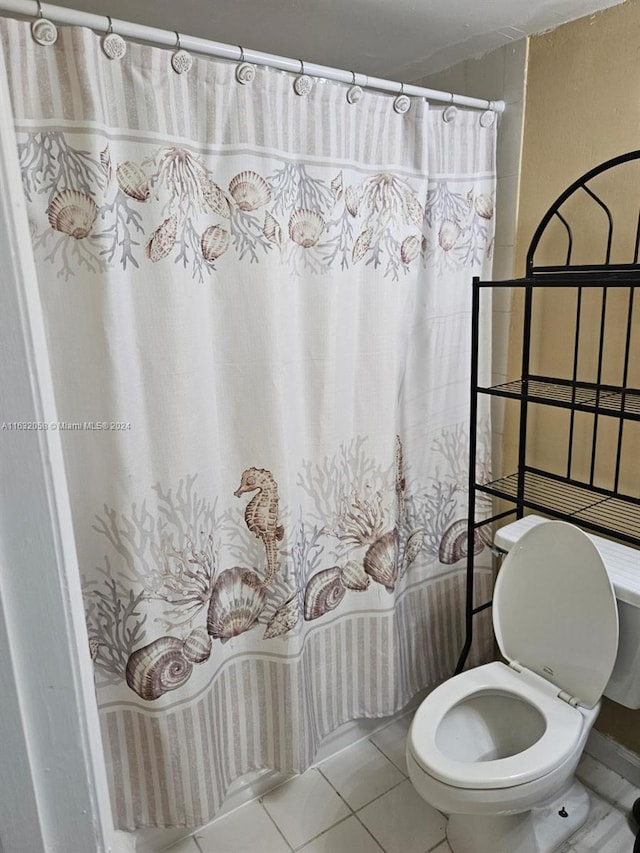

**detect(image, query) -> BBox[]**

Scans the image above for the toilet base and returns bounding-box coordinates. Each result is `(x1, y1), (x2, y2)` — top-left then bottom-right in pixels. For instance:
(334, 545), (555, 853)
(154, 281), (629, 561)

(446, 779), (590, 853)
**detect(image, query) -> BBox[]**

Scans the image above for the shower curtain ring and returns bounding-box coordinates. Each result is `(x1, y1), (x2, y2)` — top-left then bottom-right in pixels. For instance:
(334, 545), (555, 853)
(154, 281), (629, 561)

(171, 30), (193, 74)
(443, 92), (458, 123)
(236, 45), (256, 84)
(31, 0), (58, 45)
(480, 100), (496, 128)
(294, 58), (313, 96)
(346, 70), (363, 104)
(102, 15), (126, 60)
(393, 81), (410, 114)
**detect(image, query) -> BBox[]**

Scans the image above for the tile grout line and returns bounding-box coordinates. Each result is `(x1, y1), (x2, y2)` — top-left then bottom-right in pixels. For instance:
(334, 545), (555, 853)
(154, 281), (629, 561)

(310, 710), (413, 774)
(351, 771), (446, 853)
(427, 834), (449, 852)
(257, 741), (409, 853)
(258, 799), (296, 852)
(314, 746), (414, 851)
(318, 740), (408, 807)
(354, 775), (407, 812)
(367, 734), (410, 777)
(352, 812), (389, 852)
(291, 814), (354, 851)
(260, 766), (357, 852)
(315, 765), (358, 814)
(190, 832), (205, 853)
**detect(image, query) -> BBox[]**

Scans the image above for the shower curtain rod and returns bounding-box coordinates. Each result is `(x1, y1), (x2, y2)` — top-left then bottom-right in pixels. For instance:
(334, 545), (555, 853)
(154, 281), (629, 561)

(0, 0), (505, 113)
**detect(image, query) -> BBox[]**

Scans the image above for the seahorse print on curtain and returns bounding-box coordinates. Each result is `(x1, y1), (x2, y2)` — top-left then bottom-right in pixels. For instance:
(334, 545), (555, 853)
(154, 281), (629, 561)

(85, 431), (491, 702)
(234, 467), (284, 588)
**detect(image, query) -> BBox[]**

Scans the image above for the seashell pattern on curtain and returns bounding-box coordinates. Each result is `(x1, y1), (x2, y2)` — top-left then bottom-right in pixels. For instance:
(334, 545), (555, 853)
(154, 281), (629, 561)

(17, 135), (495, 282)
(1, 17), (496, 831)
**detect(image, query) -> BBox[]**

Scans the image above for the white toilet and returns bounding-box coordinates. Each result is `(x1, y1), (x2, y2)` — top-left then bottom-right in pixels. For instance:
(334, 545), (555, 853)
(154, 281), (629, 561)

(407, 518), (640, 853)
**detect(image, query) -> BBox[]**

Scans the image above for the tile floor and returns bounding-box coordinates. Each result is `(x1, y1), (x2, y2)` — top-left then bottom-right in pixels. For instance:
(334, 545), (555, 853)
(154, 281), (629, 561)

(165, 714), (639, 853)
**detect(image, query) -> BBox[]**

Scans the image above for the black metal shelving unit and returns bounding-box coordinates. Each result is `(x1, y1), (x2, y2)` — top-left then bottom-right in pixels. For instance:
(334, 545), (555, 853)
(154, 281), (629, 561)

(455, 150), (640, 674)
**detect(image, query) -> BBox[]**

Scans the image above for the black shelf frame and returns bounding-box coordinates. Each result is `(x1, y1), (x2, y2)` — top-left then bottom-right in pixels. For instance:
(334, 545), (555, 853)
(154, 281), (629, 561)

(480, 378), (640, 420)
(455, 150), (640, 675)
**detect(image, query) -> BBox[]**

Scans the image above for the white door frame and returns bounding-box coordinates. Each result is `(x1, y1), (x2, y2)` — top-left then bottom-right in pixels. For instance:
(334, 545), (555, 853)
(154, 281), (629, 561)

(0, 48), (116, 853)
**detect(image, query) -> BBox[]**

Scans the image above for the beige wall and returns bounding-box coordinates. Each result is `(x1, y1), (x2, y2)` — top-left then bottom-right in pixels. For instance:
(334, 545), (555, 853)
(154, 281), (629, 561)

(515, 1), (640, 277)
(513, 0), (640, 752)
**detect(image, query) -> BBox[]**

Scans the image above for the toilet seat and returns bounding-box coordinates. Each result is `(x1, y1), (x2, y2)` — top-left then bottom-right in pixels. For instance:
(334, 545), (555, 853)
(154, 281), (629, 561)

(409, 661), (583, 790)
(409, 522), (619, 792)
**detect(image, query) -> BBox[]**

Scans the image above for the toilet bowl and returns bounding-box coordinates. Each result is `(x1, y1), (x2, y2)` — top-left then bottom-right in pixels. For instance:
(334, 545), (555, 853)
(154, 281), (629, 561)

(407, 520), (621, 853)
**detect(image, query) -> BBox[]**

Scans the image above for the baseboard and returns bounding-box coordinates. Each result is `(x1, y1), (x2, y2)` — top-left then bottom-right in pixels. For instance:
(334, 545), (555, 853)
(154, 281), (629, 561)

(585, 729), (640, 788)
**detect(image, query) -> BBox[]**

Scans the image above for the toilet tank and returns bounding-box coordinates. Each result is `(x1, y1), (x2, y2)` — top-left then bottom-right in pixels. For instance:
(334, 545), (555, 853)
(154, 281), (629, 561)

(494, 516), (640, 709)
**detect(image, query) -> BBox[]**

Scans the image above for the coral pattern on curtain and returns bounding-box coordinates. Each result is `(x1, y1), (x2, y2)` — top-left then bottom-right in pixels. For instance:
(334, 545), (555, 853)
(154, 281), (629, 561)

(1, 19), (496, 830)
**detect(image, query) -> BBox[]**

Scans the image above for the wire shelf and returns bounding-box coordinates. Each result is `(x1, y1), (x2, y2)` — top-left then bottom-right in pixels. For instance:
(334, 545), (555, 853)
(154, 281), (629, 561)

(483, 378), (640, 420)
(478, 471), (640, 546)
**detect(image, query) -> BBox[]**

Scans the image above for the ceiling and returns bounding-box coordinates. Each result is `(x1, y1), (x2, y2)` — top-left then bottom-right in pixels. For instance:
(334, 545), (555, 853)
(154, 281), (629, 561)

(66, 0), (623, 81)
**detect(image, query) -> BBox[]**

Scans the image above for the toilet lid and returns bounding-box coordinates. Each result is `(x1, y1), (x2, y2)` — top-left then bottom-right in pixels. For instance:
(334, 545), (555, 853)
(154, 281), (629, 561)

(493, 520), (618, 709)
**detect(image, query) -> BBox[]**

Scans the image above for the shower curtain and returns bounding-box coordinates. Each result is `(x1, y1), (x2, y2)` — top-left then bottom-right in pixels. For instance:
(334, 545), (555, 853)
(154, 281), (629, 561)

(1, 18), (496, 830)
